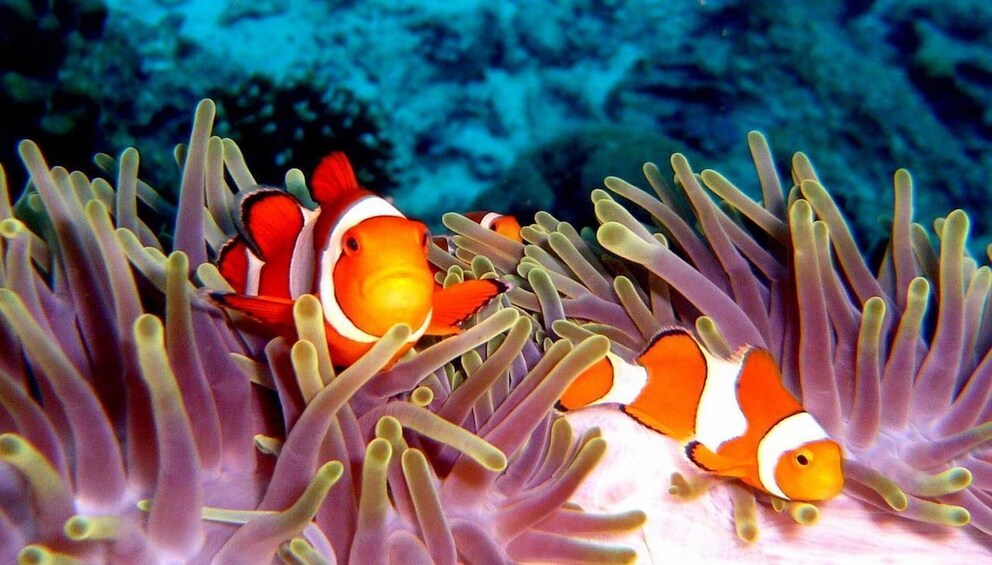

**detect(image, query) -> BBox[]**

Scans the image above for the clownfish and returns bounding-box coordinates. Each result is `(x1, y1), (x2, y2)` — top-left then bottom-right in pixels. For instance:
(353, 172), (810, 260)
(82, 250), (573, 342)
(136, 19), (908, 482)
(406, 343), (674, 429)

(212, 152), (507, 367)
(429, 211), (522, 273)
(463, 211), (524, 243)
(558, 328), (844, 502)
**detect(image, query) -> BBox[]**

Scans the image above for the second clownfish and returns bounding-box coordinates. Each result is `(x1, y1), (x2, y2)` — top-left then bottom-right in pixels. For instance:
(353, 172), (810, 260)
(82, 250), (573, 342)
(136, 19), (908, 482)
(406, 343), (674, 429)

(212, 152), (506, 367)
(463, 211), (523, 243)
(432, 211), (523, 256)
(558, 328), (844, 502)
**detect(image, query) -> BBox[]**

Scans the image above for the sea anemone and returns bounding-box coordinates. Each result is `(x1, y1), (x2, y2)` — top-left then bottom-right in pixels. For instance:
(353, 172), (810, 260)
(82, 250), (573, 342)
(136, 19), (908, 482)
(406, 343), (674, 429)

(441, 131), (992, 557)
(0, 100), (644, 563)
(5, 96), (992, 564)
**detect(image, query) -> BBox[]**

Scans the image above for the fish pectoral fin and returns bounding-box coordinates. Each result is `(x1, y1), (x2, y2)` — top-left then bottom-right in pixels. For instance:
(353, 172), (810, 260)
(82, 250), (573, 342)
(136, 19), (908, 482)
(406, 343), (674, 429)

(210, 292), (296, 329)
(684, 441), (748, 478)
(425, 279), (508, 335)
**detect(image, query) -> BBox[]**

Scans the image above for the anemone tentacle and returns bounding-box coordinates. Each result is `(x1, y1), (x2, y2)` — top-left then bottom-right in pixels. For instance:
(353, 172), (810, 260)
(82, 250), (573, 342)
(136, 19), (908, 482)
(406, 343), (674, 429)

(450, 130), (992, 547)
(5, 98), (990, 561)
(0, 99), (640, 563)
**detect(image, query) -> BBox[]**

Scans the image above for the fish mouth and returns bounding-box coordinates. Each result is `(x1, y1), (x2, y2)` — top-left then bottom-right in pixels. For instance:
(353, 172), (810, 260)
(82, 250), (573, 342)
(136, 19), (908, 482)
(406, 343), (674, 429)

(816, 473), (845, 501)
(799, 467), (845, 502)
(361, 267), (432, 297)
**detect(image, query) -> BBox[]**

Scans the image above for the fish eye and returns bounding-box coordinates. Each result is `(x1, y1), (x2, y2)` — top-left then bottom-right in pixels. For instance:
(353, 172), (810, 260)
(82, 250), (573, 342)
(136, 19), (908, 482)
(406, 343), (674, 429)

(344, 235), (360, 254)
(796, 451), (812, 466)
(421, 230), (430, 248)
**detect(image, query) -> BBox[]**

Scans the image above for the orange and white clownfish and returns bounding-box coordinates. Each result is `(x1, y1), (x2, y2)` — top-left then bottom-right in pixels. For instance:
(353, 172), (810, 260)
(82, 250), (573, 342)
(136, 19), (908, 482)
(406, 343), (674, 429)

(557, 328), (844, 502)
(428, 211), (522, 275)
(463, 211), (524, 243)
(212, 152), (507, 367)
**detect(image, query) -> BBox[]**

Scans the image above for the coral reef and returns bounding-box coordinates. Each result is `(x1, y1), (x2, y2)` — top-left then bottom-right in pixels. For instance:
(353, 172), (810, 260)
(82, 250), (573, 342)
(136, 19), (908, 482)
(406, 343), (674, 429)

(8, 1), (990, 253)
(0, 100), (642, 563)
(0, 0), (108, 190)
(474, 125), (687, 236)
(209, 77), (395, 190)
(91, 1), (991, 251)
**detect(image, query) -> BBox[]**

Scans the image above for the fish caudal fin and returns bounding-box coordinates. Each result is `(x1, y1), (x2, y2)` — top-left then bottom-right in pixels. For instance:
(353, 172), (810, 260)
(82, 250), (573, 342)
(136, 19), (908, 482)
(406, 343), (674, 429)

(685, 441), (747, 477)
(311, 152), (361, 204)
(210, 292), (296, 330)
(217, 236), (250, 293)
(558, 357), (615, 411)
(240, 189), (305, 261)
(426, 279), (507, 335)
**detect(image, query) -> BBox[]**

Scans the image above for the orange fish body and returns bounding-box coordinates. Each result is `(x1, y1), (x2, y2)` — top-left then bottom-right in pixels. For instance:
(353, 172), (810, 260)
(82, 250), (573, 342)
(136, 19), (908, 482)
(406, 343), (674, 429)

(214, 153), (505, 367)
(559, 328), (844, 502)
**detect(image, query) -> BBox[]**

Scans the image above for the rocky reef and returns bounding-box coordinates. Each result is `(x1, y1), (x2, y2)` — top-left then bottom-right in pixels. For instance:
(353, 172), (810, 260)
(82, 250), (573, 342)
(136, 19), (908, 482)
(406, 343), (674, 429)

(4, 1), (989, 249)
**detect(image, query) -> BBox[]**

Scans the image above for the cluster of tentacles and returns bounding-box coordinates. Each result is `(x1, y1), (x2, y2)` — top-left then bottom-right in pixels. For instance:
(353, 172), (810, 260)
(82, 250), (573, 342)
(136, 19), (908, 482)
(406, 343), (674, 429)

(0, 100), (645, 563)
(3, 95), (991, 562)
(441, 132), (992, 543)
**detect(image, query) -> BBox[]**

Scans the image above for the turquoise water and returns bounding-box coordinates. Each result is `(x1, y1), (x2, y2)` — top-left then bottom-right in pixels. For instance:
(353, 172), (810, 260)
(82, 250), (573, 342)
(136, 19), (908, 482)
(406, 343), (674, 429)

(2, 0), (990, 251)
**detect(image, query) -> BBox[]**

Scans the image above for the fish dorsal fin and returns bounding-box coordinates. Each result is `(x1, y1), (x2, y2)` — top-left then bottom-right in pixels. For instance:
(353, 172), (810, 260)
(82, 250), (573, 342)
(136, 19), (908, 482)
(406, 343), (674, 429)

(311, 152), (361, 204)
(638, 327), (702, 367)
(216, 235), (250, 293)
(240, 189), (304, 261)
(736, 347), (803, 430)
(426, 279), (508, 335)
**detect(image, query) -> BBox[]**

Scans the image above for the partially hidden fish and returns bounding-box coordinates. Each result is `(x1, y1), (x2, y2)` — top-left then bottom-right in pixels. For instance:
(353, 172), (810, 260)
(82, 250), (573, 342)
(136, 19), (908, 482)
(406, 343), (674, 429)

(212, 152), (507, 367)
(557, 328), (844, 502)
(463, 211), (524, 243)
(432, 211), (524, 255)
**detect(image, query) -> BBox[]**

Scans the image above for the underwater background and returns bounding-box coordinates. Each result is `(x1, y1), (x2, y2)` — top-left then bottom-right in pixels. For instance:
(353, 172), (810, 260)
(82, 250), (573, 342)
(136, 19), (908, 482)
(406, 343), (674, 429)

(3, 0), (991, 251)
(3, 0), (992, 563)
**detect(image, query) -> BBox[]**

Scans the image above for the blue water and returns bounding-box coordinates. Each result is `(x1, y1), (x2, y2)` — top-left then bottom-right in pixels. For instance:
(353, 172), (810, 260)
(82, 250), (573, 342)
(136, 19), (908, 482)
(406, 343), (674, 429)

(1, 0), (990, 253)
